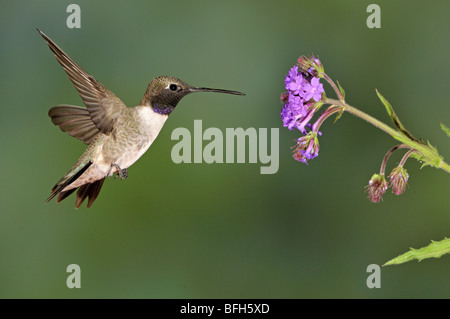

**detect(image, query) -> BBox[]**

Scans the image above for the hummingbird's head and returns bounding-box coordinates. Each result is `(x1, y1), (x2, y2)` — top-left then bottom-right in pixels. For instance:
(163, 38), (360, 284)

(141, 76), (244, 115)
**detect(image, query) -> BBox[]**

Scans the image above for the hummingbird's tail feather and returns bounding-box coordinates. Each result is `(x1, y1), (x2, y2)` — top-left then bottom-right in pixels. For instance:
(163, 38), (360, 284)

(74, 178), (105, 208)
(45, 161), (93, 203)
(52, 177), (105, 208)
(56, 188), (77, 203)
(46, 160), (105, 208)
(48, 105), (100, 145)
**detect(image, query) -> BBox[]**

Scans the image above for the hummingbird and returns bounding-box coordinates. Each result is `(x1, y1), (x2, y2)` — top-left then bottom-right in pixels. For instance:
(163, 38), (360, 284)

(38, 29), (244, 208)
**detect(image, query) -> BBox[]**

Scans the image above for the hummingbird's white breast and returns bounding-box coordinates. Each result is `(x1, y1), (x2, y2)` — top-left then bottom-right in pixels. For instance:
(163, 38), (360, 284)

(111, 106), (169, 170)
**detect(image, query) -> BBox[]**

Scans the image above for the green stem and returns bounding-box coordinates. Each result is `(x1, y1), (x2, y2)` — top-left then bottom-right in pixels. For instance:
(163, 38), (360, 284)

(326, 98), (450, 174)
(327, 98), (400, 137)
(323, 74), (343, 101)
(380, 144), (411, 175)
(399, 149), (418, 167)
(440, 161), (450, 173)
(312, 105), (340, 133)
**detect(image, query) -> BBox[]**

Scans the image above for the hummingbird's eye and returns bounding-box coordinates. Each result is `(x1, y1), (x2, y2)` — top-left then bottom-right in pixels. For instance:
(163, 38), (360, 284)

(169, 84), (178, 91)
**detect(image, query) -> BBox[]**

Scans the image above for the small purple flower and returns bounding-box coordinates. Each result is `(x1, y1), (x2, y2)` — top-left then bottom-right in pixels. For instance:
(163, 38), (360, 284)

(287, 75), (305, 95)
(294, 108), (315, 134)
(288, 93), (303, 109)
(281, 104), (293, 130)
(285, 66), (299, 86)
(303, 77), (324, 102)
(281, 102), (303, 130)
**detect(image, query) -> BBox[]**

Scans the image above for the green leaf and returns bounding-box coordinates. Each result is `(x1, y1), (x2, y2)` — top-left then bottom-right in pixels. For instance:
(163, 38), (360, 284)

(334, 108), (344, 123)
(376, 89), (418, 142)
(383, 238), (450, 266)
(440, 122), (450, 137)
(337, 80), (345, 100)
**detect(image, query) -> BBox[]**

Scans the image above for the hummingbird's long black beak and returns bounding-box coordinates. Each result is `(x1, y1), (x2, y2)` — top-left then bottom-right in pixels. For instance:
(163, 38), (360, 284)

(189, 87), (245, 96)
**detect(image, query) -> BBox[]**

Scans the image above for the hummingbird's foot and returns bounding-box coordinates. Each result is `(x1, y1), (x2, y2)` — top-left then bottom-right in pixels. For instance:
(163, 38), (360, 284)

(111, 164), (128, 180)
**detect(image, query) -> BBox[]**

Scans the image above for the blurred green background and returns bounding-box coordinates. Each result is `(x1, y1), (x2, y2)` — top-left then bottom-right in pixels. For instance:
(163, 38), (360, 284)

(1, 0), (449, 298)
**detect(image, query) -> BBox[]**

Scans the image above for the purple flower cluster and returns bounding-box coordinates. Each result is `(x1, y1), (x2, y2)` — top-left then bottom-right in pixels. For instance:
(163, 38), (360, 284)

(281, 57), (325, 164)
(281, 65), (324, 134)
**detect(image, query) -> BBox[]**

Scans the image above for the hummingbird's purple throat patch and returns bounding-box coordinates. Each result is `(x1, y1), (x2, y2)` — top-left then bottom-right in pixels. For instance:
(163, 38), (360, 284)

(153, 103), (174, 115)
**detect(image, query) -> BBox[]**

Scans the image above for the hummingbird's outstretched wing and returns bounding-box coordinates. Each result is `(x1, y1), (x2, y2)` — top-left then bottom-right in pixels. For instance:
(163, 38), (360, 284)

(38, 29), (126, 135)
(48, 104), (100, 145)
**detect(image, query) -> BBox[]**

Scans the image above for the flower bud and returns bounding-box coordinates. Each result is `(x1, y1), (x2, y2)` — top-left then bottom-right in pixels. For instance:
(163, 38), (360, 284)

(389, 166), (409, 195)
(297, 55), (324, 78)
(366, 173), (388, 203)
(292, 132), (320, 164)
